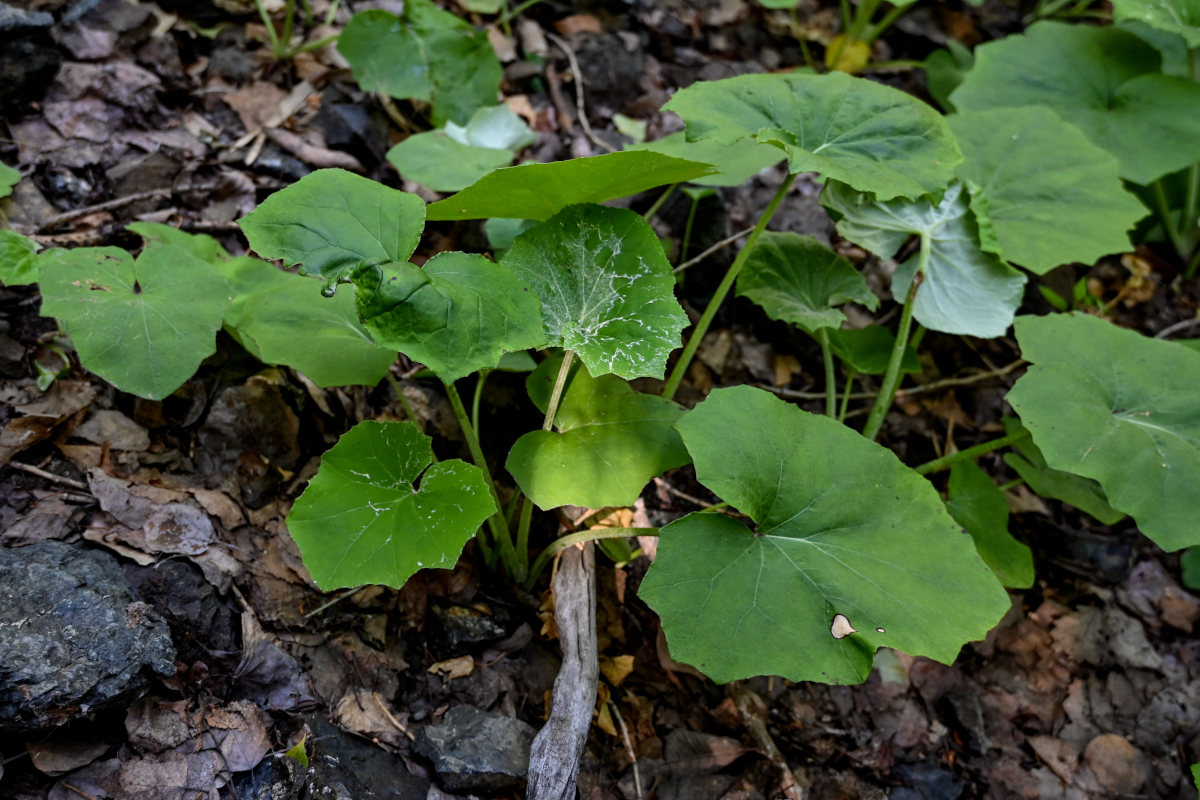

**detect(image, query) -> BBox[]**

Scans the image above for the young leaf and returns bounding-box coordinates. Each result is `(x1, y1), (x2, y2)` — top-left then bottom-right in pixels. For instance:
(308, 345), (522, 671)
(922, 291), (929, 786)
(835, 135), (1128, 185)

(0, 161), (20, 199)
(950, 21), (1200, 185)
(0, 231), (39, 286)
(218, 257), (397, 388)
(38, 246), (232, 400)
(628, 133), (782, 187)
(239, 169), (426, 283)
(949, 108), (1146, 274)
(338, 10), (431, 103)
(1007, 313), (1200, 551)
(639, 386), (1010, 684)
(1001, 418), (1125, 525)
(506, 357), (690, 509)
(448, 104), (535, 151)
(946, 460), (1035, 589)
(663, 72), (960, 199)
(426, 151), (714, 221)
(823, 181), (1026, 338)
(826, 325), (921, 375)
(351, 251), (544, 382)
(387, 132), (513, 193)
(287, 420), (497, 590)
(922, 40), (974, 113)
(1111, 0), (1200, 47)
(735, 232), (878, 333)
(500, 204), (687, 380)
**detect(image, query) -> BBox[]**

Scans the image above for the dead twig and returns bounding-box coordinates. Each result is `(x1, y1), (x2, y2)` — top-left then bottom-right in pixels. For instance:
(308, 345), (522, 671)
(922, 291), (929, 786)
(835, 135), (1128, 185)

(608, 699), (643, 800)
(545, 31), (616, 154)
(372, 691), (416, 741)
(4, 461), (90, 492)
(1155, 316), (1200, 339)
(35, 189), (173, 233)
(728, 683), (805, 799)
(673, 227), (755, 274)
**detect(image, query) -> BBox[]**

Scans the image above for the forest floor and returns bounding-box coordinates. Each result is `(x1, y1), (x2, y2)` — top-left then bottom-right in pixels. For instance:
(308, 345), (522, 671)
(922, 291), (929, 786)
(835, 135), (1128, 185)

(2, 0), (1200, 798)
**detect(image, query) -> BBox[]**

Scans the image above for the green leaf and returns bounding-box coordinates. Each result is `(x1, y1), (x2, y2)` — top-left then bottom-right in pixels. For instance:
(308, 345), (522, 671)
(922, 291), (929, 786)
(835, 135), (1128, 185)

(127, 222), (229, 264)
(1192, 762), (1200, 792)
(1001, 417), (1126, 525)
(826, 325), (920, 375)
(447, 104), (535, 151)
(0, 162), (19, 199)
(217, 257), (396, 387)
(426, 151), (714, 221)
(1007, 313), (1200, 551)
(663, 72), (960, 199)
(949, 108), (1146, 274)
(337, 2), (502, 125)
(946, 460), (1035, 589)
(457, 0), (503, 13)
(0, 231), (39, 286)
(387, 132), (513, 192)
(628, 132), (782, 187)
(949, 21), (1200, 184)
(1181, 548), (1200, 590)
(922, 40), (974, 113)
(239, 169), (427, 283)
(736, 232), (878, 333)
(287, 420), (496, 590)
(638, 386), (1010, 684)
(1112, 0), (1200, 47)
(823, 181), (1026, 338)
(38, 246), (232, 400)
(484, 218), (536, 253)
(1118, 19), (1193, 77)
(352, 250), (544, 382)
(500, 204), (687, 379)
(506, 357), (690, 509)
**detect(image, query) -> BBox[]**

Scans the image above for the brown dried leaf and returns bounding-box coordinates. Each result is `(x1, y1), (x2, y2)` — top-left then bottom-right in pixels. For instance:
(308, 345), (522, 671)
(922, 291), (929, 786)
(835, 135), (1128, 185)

(428, 655), (475, 679)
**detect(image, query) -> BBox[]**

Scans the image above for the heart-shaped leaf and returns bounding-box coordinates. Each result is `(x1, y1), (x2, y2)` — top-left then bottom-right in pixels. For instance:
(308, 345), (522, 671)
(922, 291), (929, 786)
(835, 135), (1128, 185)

(239, 169), (426, 283)
(823, 181), (1026, 338)
(387, 132), (513, 193)
(1007, 313), (1200, 550)
(663, 72), (960, 199)
(0, 231), (38, 286)
(1001, 417), (1125, 525)
(506, 356), (690, 509)
(946, 460), (1034, 589)
(639, 386), (1010, 684)
(38, 246), (232, 400)
(826, 325), (921, 375)
(446, 104), (536, 151)
(338, 2), (502, 125)
(351, 251), (544, 382)
(426, 151), (714, 221)
(736, 232), (878, 333)
(949, 108), (1146, 274)
(950, 21), (1200, 184)
(500, 204), (687, 379)
(217, 257), (397, 388)
(287, 420), (497, 590)
(1112, 0), (1200, 47)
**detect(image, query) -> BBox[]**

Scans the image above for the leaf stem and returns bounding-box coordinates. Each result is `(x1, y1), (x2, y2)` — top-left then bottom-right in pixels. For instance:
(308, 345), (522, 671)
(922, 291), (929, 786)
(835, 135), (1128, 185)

(513, 350), (577, 580)
(663, 174), (795, 400)
(524, 527), (657, 589)
(861, 237), (926, 441)
(472, 369), (490, 437)
(643, 184), (677, 222)
(681, 194), (701, 265)
(444, 379), (516, 572)
(384, 371), (420, 428)
(1153, 178), (1188, 259)
(838, 370), (856, 423)
(913, 429), (1031, 476)
(818, 327), (837, 417)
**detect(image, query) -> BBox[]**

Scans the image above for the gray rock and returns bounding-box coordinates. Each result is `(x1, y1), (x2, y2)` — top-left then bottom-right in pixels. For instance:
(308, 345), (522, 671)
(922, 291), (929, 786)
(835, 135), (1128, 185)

(416, 705), (536, 794)
(0, 541), (177, 732)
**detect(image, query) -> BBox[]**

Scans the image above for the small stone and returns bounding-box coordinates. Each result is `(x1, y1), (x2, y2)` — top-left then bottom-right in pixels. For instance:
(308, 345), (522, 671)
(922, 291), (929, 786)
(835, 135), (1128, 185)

(1083, 734), (1146, 796)
(416, 705), (536, 793)
(0, 541), (177, 732)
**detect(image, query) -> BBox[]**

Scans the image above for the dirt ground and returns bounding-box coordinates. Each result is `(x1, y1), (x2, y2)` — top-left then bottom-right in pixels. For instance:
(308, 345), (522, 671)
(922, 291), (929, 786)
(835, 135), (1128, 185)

(2, 0), (1200, 798)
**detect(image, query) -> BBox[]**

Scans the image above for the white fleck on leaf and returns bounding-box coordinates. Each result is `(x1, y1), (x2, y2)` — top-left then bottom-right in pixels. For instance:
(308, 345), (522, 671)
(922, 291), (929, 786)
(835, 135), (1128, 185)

(831, 614), (857, 639)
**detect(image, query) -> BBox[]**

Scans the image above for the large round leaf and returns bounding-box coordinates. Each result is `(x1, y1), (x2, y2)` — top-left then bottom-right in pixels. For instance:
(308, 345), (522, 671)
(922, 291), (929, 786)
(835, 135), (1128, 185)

(287, 420), (496, 590)
(499, 204), (687, 380)
(949, 22), (1200, 185)
(1112, 0), (1200, 47)
(1007, 313), (1200, 551)
(663, 72), (960, 200)
(38, 246), (232, 400)
(426, 151), (713, 222)
(218, 257), (396, 388)
(823, 181), (1026, 338)
(387, 132), (513, 193)
(949, 108), (1146, 274)
(351, 251), (544, 382)
(506, 357), (690, 509)
(639, 386), (1010, 684)
(239, 169), (426, 283)
(736, 232), (878, 333)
